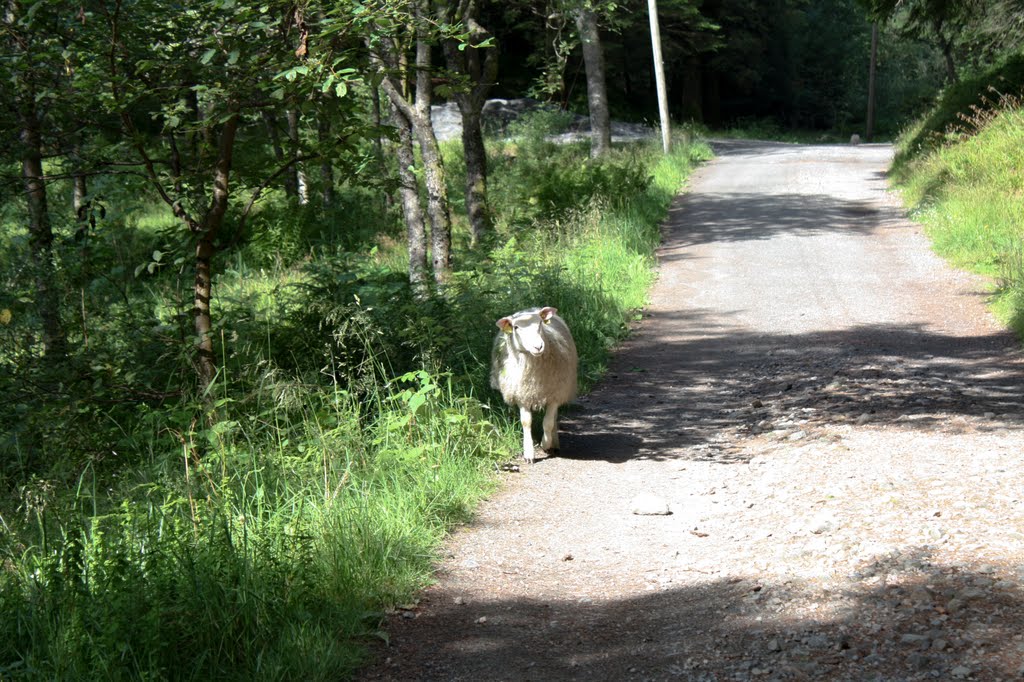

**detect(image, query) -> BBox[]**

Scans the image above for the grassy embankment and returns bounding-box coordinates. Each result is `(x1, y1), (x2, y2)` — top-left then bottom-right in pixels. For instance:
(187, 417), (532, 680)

(0, 117), (711, 680)
(890, 56), (1024, 333)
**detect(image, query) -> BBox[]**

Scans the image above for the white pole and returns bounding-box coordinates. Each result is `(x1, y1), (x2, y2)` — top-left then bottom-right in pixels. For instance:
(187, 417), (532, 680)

(647, 0), (671, 153)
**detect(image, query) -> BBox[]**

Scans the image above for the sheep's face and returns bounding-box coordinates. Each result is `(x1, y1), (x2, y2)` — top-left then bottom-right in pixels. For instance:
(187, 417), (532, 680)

(497, 307), (557, 357)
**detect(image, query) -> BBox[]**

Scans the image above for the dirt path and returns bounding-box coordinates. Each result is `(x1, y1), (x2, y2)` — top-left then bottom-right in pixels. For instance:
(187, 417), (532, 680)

(361, 141), (1024, 681)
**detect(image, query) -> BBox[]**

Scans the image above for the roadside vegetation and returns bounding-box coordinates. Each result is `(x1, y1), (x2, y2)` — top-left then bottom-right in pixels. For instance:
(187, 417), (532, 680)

(890, 56), (1024, 333)
(0, 114), (710, 679)
(3, 0), (1020, 678)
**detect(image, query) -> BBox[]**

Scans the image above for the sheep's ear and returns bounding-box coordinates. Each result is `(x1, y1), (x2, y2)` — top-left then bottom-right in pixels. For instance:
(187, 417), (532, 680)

(497, 317), (513, 333)
(539, 307), (557, 321)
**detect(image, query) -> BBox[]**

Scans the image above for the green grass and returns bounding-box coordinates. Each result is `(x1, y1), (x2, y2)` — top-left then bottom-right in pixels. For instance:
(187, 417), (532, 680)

(0, 127), (709, 680)
(893, 95), (1024, 335)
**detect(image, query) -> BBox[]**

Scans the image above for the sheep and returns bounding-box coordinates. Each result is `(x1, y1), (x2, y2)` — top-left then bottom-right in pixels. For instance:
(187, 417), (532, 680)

(490, 306), (578, 463)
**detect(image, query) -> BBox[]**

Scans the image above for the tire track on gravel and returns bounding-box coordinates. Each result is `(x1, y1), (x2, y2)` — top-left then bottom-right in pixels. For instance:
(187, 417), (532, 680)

(362, 140), (1024, 682)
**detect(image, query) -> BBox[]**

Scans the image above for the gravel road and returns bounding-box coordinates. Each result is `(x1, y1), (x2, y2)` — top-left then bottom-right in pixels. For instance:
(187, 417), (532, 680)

(361, 140), (1024, 681)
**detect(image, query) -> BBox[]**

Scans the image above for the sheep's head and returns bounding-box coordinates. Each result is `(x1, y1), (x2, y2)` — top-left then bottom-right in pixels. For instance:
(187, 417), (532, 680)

(496, 307), (557, 357)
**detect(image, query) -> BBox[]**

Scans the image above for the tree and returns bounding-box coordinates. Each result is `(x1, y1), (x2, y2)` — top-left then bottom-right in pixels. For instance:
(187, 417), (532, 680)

(862, 0), (974, 83)
(2, 0), (72, 361)
(441, 0), (499, 246)
(575, 4), (612, 157)
(99, 0), (356, 394)
(390, 103), (430, 289)
(368, 0), (454, 285)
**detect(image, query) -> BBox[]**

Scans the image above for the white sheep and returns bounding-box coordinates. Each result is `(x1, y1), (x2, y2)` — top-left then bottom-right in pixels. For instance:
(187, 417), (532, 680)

(490, 306), (578, 463)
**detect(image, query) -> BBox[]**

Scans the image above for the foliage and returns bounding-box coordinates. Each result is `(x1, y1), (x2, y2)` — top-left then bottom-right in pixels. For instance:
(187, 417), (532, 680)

(0, 107), (708, 677)
(488, 128), (654, 227)
(892, 54), (1024, 170)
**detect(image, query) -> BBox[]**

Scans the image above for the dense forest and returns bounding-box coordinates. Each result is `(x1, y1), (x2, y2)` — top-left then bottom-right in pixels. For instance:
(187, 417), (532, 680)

(1, 0), (1023, 678)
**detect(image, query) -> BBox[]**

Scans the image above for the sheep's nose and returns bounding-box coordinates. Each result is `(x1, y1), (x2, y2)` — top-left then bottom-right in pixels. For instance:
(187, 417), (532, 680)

(529, 342), (545, 355)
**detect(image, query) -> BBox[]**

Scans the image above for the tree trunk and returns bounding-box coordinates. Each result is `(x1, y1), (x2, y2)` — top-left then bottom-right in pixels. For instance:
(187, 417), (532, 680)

(20, 96), (67, 360)
(287, 108), (309, 205)
(866, 22), (879, 142)
(575, 8), (612, 158)
(371, 0), (453, 284)
(410, 0), (451, 283)
(443, 6), (498, 248)
(392, 104), (429, 290)
(415, 120), (452, 283)
(458, 102), (491, 246)
(939, 34), (958, 84)
(193, 109), (240, 394)
(263, 110), (296, 198)
(73, 174), (87, 215)
(380, 92), (448, 284)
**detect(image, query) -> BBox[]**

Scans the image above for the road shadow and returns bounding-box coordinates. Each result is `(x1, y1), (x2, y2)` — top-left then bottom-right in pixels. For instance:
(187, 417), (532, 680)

(659, 192), (903, 251)
(366, 547), (1024, 681)
(561, 319), (1024, 463)
(555, 431), (643, 464)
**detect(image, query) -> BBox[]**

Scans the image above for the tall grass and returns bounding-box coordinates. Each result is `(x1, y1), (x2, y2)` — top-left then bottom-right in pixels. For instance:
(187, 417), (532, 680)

(893, 88), (1024, 333)
(0, 127), (709, 680)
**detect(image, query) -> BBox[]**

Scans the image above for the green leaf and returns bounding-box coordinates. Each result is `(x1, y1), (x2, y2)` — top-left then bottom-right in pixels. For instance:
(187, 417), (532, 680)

(408, 392), (427, 415)
(227, 50), (239, 65)
(200, 49), (216, 65)
(152, 250), (164, 262)
(335, 81), (348, 98)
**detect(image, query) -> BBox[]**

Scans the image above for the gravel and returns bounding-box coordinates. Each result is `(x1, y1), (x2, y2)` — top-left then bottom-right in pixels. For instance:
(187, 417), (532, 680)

(360, 140), (1024, 682)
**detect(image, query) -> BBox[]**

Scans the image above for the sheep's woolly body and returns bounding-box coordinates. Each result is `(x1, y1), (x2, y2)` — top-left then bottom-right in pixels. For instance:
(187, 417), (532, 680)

(490, 309), (578, 411)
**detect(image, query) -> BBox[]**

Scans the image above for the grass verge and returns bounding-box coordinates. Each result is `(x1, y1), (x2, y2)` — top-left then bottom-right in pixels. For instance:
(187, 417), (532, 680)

(892, 77), (1024, 335)
(0, 129), (710, 679)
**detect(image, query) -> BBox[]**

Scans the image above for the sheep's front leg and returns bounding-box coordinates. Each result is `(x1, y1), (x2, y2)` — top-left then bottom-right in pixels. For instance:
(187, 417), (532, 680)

(541, 403), (560, 453)
(519, 406), (536, 463)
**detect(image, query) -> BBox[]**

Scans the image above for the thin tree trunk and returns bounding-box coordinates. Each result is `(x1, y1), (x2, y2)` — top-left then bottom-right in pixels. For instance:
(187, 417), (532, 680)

(20, 96), (67, 360)
(73, 174), (87, 215)
(410, 0), (451, 283)
(194, 109), (240, 394)
(419, 134), (451, 281)
(371, 85), (392, 211)
(443, 5), (498, 248)
(458, 102), (491, 246)
(371, 0), (453, 284)
(392, 104), (428, 290)
(932, 18), (958, 84)
(263, 110), (296, 197)
(575, 8), (612, 158)
(167, 131), (185, 195)
(940, 37), (958, 84)
(866, 22), (879, 142)
(287, 108), (309, 205)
